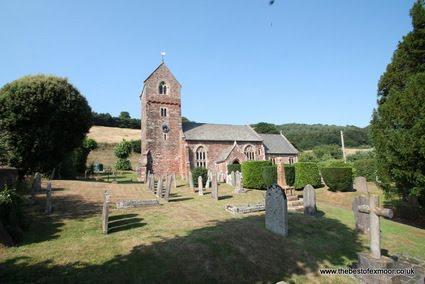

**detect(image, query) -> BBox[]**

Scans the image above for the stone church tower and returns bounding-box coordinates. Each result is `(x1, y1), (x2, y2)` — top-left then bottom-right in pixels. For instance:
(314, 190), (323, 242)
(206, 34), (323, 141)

(139, 63), (183, 180)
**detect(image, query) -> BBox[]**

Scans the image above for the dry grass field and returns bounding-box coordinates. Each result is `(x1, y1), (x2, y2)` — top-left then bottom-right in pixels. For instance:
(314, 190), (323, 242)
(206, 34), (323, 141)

(87, 126), (140, 144)
(87, 143), (140, 170)
(1, 177), (424, 283)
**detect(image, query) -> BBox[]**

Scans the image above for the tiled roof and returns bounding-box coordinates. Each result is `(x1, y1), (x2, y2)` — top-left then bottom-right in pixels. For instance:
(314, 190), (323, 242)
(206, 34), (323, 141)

(182, 122), (263, 142)
(259, 133), (299, 154)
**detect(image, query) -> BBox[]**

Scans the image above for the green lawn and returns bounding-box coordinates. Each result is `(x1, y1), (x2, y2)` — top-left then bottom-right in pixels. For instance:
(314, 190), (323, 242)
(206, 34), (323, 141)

(0, 179), (424, 283)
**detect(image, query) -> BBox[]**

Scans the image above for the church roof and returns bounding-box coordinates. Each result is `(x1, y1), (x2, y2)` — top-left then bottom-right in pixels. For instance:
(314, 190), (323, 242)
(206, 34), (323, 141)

(259, 133), (299, 154)
(182, 122), (263, 142)
(143, 62), (181, 86)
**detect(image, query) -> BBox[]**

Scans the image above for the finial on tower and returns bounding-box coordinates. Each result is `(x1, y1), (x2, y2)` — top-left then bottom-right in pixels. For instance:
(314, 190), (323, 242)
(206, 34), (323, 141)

(161, 51), (166, 63)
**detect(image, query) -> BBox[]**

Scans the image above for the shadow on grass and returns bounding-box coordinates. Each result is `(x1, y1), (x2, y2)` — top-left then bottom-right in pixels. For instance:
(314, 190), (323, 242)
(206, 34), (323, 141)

(108, 214), (146, 234)
(0, 213), (362, 283)
(218, 195), (233, 200)
(168, 197), (193, 202)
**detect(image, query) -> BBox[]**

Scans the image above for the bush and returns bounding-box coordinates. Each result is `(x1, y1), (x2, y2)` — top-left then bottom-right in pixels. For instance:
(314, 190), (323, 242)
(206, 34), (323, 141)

(114, 140), (132, 159)
(131, 140), (141, 154)
(83, 138), (98, 151)
(321, 167), (353, 192)
(299, 152), (317, 162)
(318, 159), (352, 169)
(347, 150), (374, 162)
(0, 75), (92, 174)
(115, 159), (131, 171)
(227, 164), (241, 173)
(284, 164), (295, 186)
(241, 161), (272, 189)
(353, 158), (376, 181)
(262, 165), (277, 187)
(0, 185), (26, 243)
(313, 144), (343, 160)
(294, 162), (321, 189)
(191, 167), (208, 187)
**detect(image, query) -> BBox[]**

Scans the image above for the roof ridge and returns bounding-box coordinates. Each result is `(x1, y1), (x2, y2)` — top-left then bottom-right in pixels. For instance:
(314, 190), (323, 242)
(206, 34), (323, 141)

(246, 124), (263, 141)
(280, 131), (299, 153)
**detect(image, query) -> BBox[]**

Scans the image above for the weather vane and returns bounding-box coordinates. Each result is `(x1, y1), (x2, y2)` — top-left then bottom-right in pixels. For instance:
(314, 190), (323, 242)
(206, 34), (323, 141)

(161, 51), (166, 63)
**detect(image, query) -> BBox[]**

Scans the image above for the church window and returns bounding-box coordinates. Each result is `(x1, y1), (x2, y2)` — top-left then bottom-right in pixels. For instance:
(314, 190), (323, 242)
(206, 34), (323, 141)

(195, 146), (207, 168)
(160, 107), (168, 117)
(159, 81), (167, 94)
(244, 145), (255, 160)
(289, 157), (294, 164)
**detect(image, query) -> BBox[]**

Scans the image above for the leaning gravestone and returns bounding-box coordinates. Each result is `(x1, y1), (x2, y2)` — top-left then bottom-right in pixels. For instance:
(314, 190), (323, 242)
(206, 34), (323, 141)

(156, 176), (163, 198)
(102, 191), (110, 235)
(211, 173), (218, 201)
(198, 176), (204, 196)
(303, 184), (316, 216)
(354, 176), (368, 193)
(352, 195), (370, 234)
(45, 182), (53, 214)
(265, 184), (288, 237)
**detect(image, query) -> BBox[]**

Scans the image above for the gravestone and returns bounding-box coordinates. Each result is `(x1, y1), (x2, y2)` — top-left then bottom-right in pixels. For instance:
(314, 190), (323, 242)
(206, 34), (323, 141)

(116, 199), (159, 208)
(156, 176), (163, 197)
(231, 171), (236, 186)
(146, 173), (152, 190)
(235, 171), (245, 193)
(303, 184), (316, 216)
(211, 173), (218, 201)
(205, 175), (210, 189)
(352, 195), (370, 234)
(226, 203), (265, 214)
(31, 172), (42, 198)
(198, 176), (204, 196)
(172, 173), (176, 189)
(45, 182), (53, 214)
(102, 191), (110, 235)
(265, 184), (288, 237)
(276, 161), (287, 188)
(354, 176), (368, 193)
(189, 171), (194, 191)
(150, 175), (155, 192)
(164, 175), (172, 202)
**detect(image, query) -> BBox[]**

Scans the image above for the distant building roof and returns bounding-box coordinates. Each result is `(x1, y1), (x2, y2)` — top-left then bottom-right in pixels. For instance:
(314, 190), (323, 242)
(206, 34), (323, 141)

(259, 133), (299, 155)
(182, 122), (263, 142)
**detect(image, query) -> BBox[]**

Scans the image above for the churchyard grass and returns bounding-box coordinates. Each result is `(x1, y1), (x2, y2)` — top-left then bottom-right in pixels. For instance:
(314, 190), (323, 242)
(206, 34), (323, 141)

(0, 179), (424, 283)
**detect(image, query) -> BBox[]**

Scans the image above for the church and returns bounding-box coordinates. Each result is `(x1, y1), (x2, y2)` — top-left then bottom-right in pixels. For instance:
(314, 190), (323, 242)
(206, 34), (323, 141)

(139, 62), (298, 180)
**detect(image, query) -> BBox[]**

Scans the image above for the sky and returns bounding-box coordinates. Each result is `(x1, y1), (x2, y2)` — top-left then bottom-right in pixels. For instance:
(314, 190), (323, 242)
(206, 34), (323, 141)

(0, 0), (416, 127)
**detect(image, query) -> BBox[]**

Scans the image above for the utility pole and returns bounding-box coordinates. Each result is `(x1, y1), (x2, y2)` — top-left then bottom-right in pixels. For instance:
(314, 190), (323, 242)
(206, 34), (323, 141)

(341, 130), (346, 163)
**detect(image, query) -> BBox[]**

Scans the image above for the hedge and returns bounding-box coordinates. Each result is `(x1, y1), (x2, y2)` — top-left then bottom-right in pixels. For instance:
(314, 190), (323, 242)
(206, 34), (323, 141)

(115, 158), (131, 171)
(284, 164), (295, 186)
(262, 165), (277, 187)
(321, 167), (353, 192)
(294, 162), (321, 189)
(353, 158), (376, 181)
(191, 167), (208, 187)
(241, 160), (272, 189)
(227, 164), (241, 173)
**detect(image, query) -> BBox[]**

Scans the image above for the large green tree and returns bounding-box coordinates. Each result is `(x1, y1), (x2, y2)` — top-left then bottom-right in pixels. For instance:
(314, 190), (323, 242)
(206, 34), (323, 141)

(253, 122), (279, 134)
(371, 0), (425, 206)
(0, 75), (92, 174)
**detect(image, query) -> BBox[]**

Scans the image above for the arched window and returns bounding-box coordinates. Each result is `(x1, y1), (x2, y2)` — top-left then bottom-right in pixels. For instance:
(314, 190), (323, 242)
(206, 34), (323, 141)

(159, 81), (167, 95)
(160, 107), (167, 117)
(244, 145), (255, 160)
(195, 146), (207, 168)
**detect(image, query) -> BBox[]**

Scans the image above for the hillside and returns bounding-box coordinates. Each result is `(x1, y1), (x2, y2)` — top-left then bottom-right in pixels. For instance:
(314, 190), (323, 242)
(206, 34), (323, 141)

(87, 126), (140, 144)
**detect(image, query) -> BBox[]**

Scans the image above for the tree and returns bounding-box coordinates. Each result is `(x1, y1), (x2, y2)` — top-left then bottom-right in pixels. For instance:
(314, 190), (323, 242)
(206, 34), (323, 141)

(0, 75), (92, 174)
(253, 122), (279, 134)
(377, 0), (425, 103)
(114, 140), (132, 170)
(371, 1), (425, 207)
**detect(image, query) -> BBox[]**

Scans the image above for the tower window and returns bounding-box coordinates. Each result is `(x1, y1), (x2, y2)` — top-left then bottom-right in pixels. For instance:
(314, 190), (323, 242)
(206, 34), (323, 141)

(160, 107), (168, 117)
(244, 145), (255, 160)
(195, 146), (207, 168)
(159, 81), (167, 95)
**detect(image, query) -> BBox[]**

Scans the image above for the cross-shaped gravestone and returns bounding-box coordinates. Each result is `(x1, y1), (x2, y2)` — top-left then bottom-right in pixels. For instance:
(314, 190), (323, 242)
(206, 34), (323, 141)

(357, 194), (393, 259)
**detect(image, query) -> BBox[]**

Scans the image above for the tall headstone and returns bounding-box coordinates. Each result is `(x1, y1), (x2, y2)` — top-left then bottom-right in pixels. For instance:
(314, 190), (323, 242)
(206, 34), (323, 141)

(352, 195), (370, 234)
(172, 173), (176, 189)
(276, 161), (287, 188)
(45, 182), (53, 214)
(205, 174), (210, 189)
(189, 171), (194, 191)
(265, 184), (288, 237)
(164, 175), (172, 202)
(156, 176), (163, 197)
(211, 173), (218, 201)
(231, 171), (236, 186)
(354, 177), (368, 193)
(303, 184), (316, 216)
(234, 172), (244, 193)
(149, 175), (155, 191)
(198, 176), (204, 196)
(102, 191), (110, 235)
(146, 173), (152, 190)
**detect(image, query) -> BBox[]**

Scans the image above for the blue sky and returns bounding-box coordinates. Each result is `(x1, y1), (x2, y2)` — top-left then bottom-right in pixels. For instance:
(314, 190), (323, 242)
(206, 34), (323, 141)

(0, 0), (415, 127)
